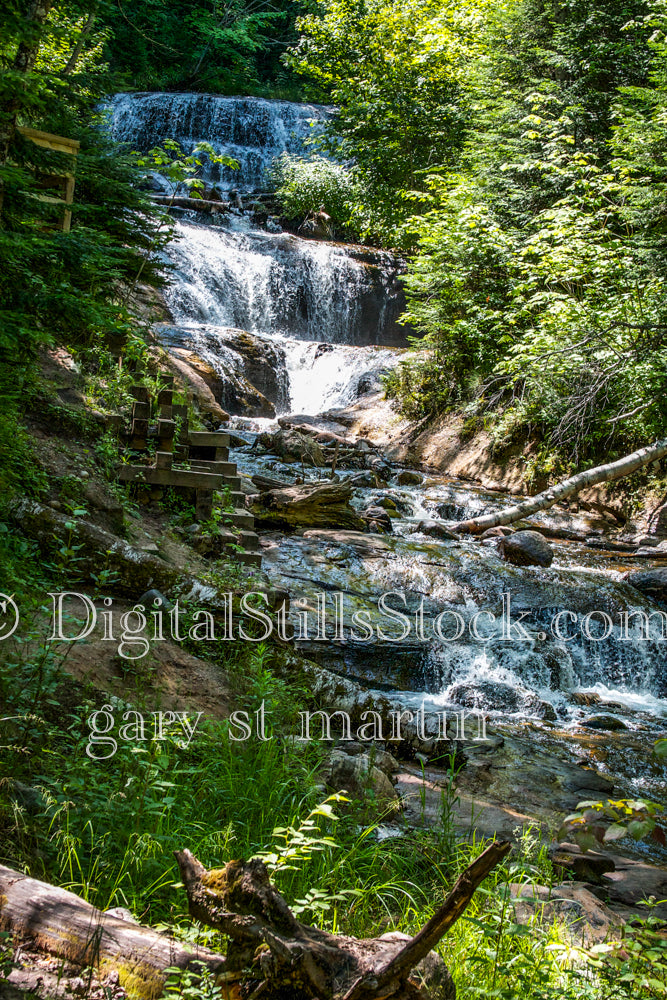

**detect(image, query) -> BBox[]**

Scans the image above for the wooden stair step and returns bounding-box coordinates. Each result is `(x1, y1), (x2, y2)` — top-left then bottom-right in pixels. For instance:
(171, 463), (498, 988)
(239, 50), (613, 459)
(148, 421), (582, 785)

(188, 431), (230, 448)
(119, 465), (224, 489)
(224, 510), (254, 529)
(191, 460), (236, 476)
(238, 530), (259, 551)
(238, 551), (262, 568)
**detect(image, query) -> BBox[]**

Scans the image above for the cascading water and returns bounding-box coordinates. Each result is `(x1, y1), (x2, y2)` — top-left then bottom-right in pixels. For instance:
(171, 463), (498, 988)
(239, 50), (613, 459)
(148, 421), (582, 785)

(108, 92), (409, 409)
(108, 92), (328, 191)
(164, 219), (408, 347)
(111, 91), (667, 741)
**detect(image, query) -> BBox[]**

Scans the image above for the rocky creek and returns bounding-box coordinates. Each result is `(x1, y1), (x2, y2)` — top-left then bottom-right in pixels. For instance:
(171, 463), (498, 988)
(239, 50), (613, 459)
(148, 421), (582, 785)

(111, 91), (667, 877)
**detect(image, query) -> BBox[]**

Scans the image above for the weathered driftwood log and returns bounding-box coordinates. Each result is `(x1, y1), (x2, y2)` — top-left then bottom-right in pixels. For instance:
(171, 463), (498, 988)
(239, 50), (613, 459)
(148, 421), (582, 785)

(174, 840), (511, 1000)
(151, 195), (231, 214)
(251, 481), (367, 531)
(251, 473), (297, 492)
(454, 436), (667, 534)
(0, 865), (226, 999)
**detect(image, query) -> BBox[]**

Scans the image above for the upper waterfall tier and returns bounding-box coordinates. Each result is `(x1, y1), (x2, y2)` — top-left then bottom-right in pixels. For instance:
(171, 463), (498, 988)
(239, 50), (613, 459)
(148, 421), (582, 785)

(108, 92), (327, 191)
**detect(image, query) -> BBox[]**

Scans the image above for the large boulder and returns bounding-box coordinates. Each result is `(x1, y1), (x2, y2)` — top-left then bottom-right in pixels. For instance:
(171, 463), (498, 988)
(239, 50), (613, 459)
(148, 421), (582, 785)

(625, 566), (667, 603)
(252, 482), (366, 531)
(263, 428), (326, 467)
(320, 749), (400, 812)
(396, 470), (423, 486)
(160, 325), (290, 418)
(499, 529), (554, 567)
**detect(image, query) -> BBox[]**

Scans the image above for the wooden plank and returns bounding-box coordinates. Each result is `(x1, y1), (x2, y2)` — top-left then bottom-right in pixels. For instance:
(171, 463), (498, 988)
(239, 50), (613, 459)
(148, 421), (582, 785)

(18, 126), (80, 155)
(238, 530), (259, 551)
(188, 431), (230, 448)
(155, 452), (173, 470)
(132, 401), (150, 419)
(190, 460), (236, 476)
(119, 466), (224, 489)
(223, 510), (254, 528)
(238, 551), (263, 567)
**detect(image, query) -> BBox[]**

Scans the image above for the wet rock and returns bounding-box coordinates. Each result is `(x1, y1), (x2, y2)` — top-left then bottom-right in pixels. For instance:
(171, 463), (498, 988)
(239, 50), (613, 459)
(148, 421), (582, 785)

(480, 526), (515, 539)
(269, 429), (326, 467)
(436, 501), (468, 521)
(372, 492), (412, 514)
(362, 506), (393, 533)
(499, 530), (554, 568)
(570, 691), (601, 706)
(252, 481), (366, 531)
(347, 471), (378, 487)
(416, 520), (460, 541)
(624, 566), (667, 602)
(447, 680), (556, 720)
(396, 470), (423, 486)
(356, 371), (384, 396)
(581, 714), (628, 731)
(162, 325), (290, 417)
(365, 455), (392, 480)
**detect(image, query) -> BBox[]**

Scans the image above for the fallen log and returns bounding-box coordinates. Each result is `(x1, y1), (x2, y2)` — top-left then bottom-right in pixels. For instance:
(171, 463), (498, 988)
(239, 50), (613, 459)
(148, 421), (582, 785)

(0, 865), (227, 999)
(151, 194), (230, 214)
(251, 473), (297, 491)
(454, 437), (667, 534)
(252, 481), (367, 531)
(174, 840), (511, 1000)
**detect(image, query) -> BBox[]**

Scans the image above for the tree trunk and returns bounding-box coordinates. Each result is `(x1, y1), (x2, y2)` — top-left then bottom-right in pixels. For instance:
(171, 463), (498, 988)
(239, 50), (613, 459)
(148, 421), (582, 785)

(62, 8), (97, 76)
(0, 0), (56, 216)
(454, 436), (667, 534)
(0, 864), (227, 999)
(174, 840), (511, 1000)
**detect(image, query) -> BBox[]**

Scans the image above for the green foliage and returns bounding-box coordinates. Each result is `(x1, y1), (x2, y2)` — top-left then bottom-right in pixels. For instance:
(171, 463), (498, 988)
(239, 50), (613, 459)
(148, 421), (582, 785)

(577, 904), (667, 998)
(270, 152), (357, 234)
(559, 797), (667, 850)
(99, 0), (305, 96)
(380, 0), (667, 467)
(133, 140), (240, 198)
(285, 0), (480, 243)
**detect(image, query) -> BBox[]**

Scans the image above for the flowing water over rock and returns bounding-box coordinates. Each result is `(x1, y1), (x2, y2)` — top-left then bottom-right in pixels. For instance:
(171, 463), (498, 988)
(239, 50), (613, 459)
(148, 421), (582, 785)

(108, 92), (328, 191)
(118, 90), (666, 841)
(164, 219), (408, 346)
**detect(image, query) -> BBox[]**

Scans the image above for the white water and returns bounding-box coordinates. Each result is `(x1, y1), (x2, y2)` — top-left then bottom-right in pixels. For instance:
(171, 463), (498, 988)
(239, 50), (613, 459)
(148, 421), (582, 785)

(279, 339), (401, 414)
(108, 92), (328, 191)
(164, 220), (407, 347)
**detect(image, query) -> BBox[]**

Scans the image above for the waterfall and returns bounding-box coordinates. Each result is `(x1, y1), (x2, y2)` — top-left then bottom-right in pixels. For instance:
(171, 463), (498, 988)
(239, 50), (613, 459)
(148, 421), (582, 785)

(107, 92), (328, 191)
(164, 220), (408, 347)
(281, 340), (400, 414)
